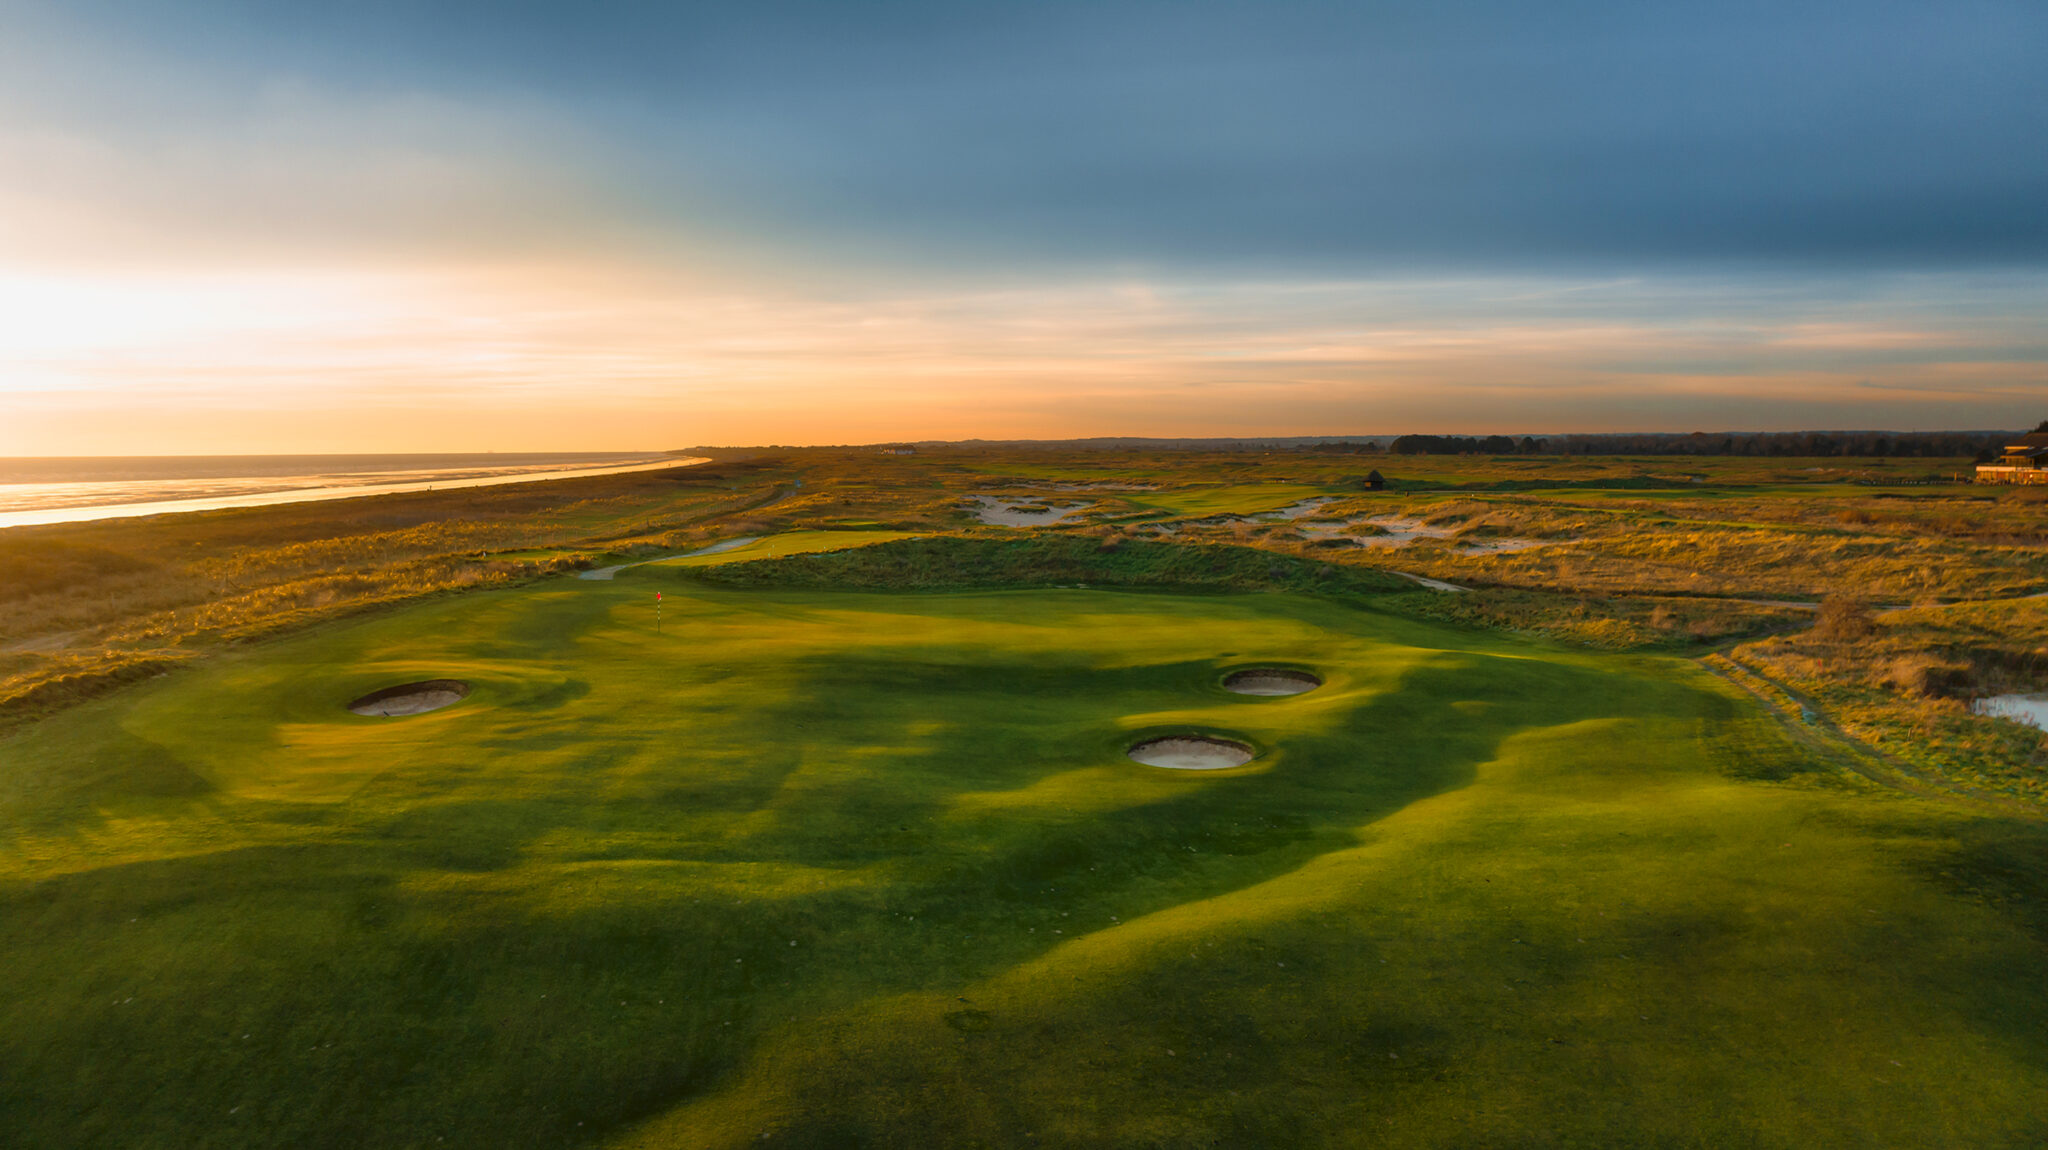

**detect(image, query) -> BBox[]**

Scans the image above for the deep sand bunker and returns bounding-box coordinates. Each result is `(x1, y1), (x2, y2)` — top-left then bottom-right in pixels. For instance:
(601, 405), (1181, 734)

(348, 679), (470, 717)
(1128, 735), (1256, 770)
(1223, 668), (1323, 696)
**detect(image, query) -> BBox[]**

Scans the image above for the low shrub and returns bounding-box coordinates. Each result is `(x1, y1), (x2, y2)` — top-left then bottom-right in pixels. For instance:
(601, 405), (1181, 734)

(1813, 596), (1877, 643)
(1877, 653), (1974, 698)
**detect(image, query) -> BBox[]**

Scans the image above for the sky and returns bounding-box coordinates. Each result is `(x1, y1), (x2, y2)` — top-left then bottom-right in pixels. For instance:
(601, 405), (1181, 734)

(1, 0), (2043, 452)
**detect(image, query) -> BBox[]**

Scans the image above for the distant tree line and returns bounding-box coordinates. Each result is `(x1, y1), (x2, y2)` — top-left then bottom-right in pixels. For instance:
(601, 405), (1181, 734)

(1361, 430), (2025, 458)
(1386, 435), (1547, 455)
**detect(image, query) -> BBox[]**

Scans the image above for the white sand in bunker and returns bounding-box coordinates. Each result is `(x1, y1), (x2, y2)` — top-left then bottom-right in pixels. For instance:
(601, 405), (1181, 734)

(348, 679), (471, 717)
(1128, 735), (1256, 770)
(969, 495), (1094, 526)
(1223, 668), (1322, 696)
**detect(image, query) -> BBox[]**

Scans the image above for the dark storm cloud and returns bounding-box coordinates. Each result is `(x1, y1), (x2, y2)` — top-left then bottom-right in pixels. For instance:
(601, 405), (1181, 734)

(19, 0), (2048, 270)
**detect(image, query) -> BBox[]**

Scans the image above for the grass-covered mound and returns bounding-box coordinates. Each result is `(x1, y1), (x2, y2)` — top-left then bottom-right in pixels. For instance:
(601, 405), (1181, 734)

(673, 534), (1414, 595)
(2, 577), (2046, 1148)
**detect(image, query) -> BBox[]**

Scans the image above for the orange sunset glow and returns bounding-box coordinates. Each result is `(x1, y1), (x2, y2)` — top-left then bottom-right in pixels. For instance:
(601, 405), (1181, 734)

(3, 1), (2043, 451)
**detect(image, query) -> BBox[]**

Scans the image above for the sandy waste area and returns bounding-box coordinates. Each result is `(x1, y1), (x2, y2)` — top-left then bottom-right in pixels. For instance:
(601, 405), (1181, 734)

(971, 496), (1095, 526)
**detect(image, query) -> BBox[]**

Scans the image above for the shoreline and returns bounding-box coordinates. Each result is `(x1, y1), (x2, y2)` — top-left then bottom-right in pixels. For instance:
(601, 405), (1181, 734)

(0, 457), (708, 531)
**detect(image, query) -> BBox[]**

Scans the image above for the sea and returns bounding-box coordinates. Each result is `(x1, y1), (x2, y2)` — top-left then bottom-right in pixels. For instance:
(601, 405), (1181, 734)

(0, 452), (697, 530)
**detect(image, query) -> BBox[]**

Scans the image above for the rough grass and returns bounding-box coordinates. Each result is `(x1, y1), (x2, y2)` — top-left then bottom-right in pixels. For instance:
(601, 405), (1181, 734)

(1118, 484), (1331, 517)
(1356, 491), (2048, 604)
(0, 463), (794, 726)
(645, 529), (922, 568)
(2, 577), (2046, 1148)
(1734, 598), (2048, 801)
(1388, 586), (1810, 650)
(677, 535), (1413, 596)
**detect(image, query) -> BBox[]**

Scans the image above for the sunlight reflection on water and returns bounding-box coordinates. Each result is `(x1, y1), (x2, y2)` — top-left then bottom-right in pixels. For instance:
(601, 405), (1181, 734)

(0, 456), (697, 529)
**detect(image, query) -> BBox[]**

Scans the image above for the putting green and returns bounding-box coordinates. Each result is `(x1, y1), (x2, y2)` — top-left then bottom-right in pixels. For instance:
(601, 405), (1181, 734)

(1, 574), (2044, 1149)
(1127, 483), (1331, 517)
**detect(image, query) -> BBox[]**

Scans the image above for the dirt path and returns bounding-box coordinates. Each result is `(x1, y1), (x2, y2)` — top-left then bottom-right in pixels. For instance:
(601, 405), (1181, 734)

(1726, 589), (2047, 614)
(1696, 651), (2042, 819)
(1877, 590), (2048, 614)
(1, 630), (85, 656)
(1388, 571), (1469, 593)
(577, 479), (801, 580)
(579, 537), (761, 581)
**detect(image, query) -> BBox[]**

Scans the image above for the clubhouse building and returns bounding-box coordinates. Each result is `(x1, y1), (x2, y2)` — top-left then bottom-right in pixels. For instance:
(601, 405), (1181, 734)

(1976, 432), (2048, 485)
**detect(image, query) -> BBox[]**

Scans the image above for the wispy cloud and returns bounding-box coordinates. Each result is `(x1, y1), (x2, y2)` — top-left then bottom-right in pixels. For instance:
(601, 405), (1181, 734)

(0, 1), (2043, 450)
(3, 266), (2041, 451)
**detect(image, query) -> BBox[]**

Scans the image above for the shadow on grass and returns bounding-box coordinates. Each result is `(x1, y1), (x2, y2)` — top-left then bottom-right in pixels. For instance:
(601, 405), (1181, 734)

(1, 629), (1961, 1150)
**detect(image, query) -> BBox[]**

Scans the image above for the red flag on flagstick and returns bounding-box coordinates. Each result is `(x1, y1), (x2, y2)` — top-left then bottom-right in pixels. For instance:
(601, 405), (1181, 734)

(656, 591), (662, 635)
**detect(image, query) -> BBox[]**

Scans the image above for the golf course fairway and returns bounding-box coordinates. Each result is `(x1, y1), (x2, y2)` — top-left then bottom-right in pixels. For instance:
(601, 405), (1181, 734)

(3, 569), (2045, 1148)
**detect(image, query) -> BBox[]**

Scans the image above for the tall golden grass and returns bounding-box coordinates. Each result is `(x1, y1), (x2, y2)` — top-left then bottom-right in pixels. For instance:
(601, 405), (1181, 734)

(0, 464), (790, 722)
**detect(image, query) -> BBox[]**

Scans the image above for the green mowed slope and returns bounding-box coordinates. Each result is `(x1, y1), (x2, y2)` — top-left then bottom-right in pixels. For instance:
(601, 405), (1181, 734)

(1, 576), (2044, 1149)
(649, 530), (924, 569)
(1126, 484), (1331, 517)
